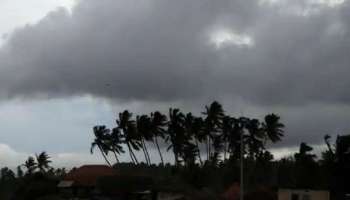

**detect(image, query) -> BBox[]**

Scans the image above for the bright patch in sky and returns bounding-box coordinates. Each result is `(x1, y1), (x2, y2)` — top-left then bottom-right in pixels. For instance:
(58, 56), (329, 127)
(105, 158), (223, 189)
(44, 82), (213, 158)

(210, 29), (254, 49)
(312, 0), (346, 7)
(260, 0), (345, 6)
(0, 0), (77, 46)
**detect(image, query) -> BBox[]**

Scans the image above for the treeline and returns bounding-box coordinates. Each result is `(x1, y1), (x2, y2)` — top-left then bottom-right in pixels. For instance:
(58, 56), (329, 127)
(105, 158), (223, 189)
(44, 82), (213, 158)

(0, 101), (343, 199)
(90, 101), (285, 167)
(0, 152), (66, 200)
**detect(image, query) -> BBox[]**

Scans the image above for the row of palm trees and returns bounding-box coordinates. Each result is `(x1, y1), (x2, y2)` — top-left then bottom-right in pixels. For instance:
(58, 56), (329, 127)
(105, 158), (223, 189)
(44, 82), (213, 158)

(91, 101), (285, 167)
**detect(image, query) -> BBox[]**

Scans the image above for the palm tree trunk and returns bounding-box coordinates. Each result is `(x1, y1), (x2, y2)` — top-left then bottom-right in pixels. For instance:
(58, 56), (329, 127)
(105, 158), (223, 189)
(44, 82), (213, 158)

(154, 137), (164, 165)
(128, 144), (139, 165)
(143, 140), (152, 165)
(112, 149), (120, 163)
(126, 143), (136, 164)
(195, 139), (203, 165)
(141, 139), (150, 165)
(174, 151), (179, 167)
(207, 136), (211, 161)
(97, 145), (112, 167)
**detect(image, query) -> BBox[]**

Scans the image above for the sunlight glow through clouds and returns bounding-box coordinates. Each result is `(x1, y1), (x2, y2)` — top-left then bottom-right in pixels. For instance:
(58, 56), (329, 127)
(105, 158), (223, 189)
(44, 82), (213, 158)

(259, 0), (346, 16)
(210, 29), (254, 49)
(260, 0), (345, 7)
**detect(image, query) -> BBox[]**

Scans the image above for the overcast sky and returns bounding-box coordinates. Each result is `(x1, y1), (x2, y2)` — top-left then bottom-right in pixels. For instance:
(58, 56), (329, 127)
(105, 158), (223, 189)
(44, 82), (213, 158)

(1, 0), (349, 168)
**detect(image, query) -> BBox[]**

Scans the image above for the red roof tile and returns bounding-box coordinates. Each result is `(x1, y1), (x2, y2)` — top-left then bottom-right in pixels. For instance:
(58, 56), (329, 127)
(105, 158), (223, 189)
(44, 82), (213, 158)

(64, 165), (117, 187)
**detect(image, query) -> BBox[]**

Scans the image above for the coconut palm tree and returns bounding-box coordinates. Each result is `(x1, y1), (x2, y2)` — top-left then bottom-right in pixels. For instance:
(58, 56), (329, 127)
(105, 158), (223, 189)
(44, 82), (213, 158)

(202, 101), (224, 161)
(167, 108), (186, 166)
(91, 126), (113, 167)
(226, 117), (243, 160)
(150, 111), (168, 165)
(185, 114), (204, 165)
(36, 151), (52, 173)
(136, 114), (153, 165)
(23, 156), (37, 175)
(110, 127), (125, 163)
(228, 117), (249, 161)
(245, 119), (264, 159)
(262, 114), (284, 143)
(117, 110), (142, 164)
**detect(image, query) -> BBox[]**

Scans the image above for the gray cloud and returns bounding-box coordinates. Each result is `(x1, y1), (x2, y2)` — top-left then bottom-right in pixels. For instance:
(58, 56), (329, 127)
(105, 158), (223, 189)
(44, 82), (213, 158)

(1, 0), (350, 106)
(1, 0), (350, 152)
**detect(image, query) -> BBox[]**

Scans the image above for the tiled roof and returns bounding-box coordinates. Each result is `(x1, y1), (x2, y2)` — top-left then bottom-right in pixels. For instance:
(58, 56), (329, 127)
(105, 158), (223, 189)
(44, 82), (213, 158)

(64, 165), (117, 187)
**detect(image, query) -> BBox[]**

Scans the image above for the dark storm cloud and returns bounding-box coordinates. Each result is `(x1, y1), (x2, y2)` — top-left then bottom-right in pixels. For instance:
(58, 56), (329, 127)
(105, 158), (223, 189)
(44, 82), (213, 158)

(1, 0), (350, 106)
(0, 0), (259, 102)
(1, 0), (350, 150)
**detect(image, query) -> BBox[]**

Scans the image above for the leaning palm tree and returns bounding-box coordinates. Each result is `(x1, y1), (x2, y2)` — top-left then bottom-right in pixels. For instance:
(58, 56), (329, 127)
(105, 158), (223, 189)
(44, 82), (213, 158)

(91, 126), (112, 167)
(110, 127), (125, 163)
(151, 111), (168, 165)
(117, 110), (142, 164)
(23, 156), (37, 175)
(136, 114), (153, 165)
(202, 101), (224, 161)
(262, 114), (284, 143)
(245, 119), (264, 159)
(167, 108), (186, 166)
(36, 151), (52, 173)
(185, 114), (204, 165)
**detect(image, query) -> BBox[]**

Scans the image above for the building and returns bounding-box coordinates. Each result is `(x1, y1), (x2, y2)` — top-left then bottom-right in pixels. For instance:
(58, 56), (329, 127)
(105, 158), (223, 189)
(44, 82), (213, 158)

(57, 165), (118, 198)
(57, 164), (158, 199)
(278, 189), (330, 200)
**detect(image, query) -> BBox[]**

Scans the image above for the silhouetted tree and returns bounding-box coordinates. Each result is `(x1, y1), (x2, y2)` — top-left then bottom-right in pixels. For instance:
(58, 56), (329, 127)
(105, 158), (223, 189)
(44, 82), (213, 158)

(294, 142), (319, 188)
(117, 110), (142, 164)
(245, 119), (264, 159)
(23, 156), (37, 175)
(0, 167), (15, 182)
(262, 114), (284, 143)
(150, 111), (167, 165)
(202, 101), (224, 161)
(167, 108), (186, 166)
(35, 151), (52, 173)
(136, 114), (153, 165)
(91, 126), (112, 167)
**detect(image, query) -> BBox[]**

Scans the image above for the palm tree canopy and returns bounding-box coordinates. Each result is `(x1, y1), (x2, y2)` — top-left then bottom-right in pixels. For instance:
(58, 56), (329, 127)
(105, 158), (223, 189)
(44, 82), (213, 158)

(136, 115), (153, 141)
(36, 151), (52, 172)
(23, 156), (37, 174)
(263, 114), (285, 143)
(150, 111), (167, 137)
(91, 125), (112, 154)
